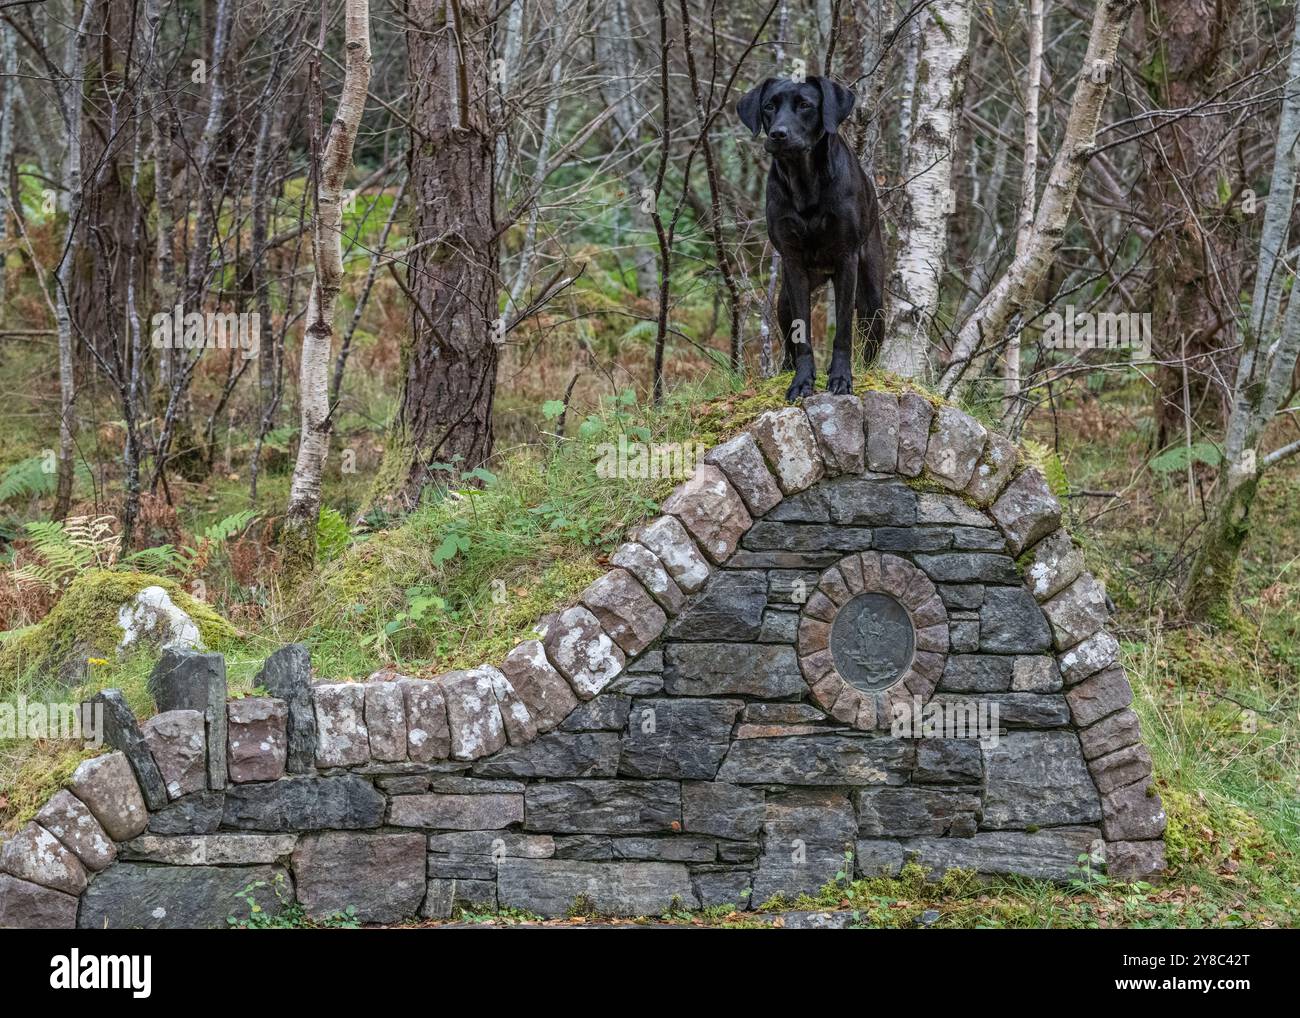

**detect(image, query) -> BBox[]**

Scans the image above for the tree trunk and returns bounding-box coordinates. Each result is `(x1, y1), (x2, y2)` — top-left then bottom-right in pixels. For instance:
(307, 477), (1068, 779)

(1146, 0), (1244, 449)
(374, 0), (499, 510)
(877, 0), (972, 381)
(1002, 0), (1044, 421)
(284, 0), (372, 569)
(1185, 10), (1300, 620)
(0, 22), (17, 327)
(52, 0), (94, 521)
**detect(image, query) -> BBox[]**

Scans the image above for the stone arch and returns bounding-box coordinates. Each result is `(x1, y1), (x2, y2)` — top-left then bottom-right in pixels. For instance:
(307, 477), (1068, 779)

(0, 392), (1166, 927)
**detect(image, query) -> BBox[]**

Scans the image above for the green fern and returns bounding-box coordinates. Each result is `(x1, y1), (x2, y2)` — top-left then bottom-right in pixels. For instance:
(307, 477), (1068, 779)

(0, 456), (56, 503)
(316, 507), (351, 563)
(1021, 439), (1070, 498)
(14, 515), (122, 592)
(201, 509), (259, 543)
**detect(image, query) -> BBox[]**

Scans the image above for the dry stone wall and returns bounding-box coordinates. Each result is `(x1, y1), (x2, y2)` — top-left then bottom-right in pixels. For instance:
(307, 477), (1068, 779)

(0, 393), (1166, 928)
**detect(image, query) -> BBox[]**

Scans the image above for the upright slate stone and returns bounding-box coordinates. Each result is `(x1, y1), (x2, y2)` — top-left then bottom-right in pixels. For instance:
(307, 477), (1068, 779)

(149, 648), (228, 790)
(254, 643), (317, 773)
(89, 688), (168, 810)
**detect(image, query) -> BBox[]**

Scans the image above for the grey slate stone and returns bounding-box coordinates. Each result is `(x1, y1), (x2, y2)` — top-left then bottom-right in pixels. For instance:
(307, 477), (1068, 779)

(855, 839), (905, 877)
(523, 780), (681, 834)
(471, 731), (622, 779)
(938, 655), (1013, 693)
(682, 781), (765, 839)
(716, 734), (913, 786)
(896, 393), (933, 477)
(914, 553), (1020, 584)
(925, 407), (987, 490)
(253, 643), (316, 773)
(854, 787), (980, 837)
(619, 698), (743, 780)
(148, 791), (225, 835)
(221, 774), (385, 831)
(292, 832), (426, 924)
(79, 863), (287, 929)
(905, 828), (1102, 882)
(148, 648), (228, 790)
(498, 858), (694, 918)
(663, 643), (806, 698)
(560, 693), (632, 731)
(990, 468), (1062, 554)
(388, 792), (523, 830)
(804, 394), (865, 474)
(913, 739), (984, 784)
(91, 688), (168, 809)
(692, 867), (754, 909)
(667, 570), (767, 641)
(0, 873), (78, 929)
(0, 822), (87, 895)
(982, 731), (1102, 829)
(979, 586), (1053, 652)
(862, 390), (900, 472)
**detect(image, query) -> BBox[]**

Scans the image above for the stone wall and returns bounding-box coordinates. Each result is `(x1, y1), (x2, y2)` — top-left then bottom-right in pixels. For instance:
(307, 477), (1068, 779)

(0, 393), (1166, 928)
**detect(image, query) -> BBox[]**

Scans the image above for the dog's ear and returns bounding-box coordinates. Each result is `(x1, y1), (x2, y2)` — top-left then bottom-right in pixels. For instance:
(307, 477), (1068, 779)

(814, 76), (855, 135)
(737, 79), (775, 136)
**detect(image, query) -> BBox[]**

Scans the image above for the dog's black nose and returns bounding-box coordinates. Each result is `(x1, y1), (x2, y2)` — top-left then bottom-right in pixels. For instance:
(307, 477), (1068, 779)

(769, 127), (788, 141)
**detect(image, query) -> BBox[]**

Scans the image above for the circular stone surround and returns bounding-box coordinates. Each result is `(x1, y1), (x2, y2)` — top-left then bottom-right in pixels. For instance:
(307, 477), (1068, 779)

(796, 551), (950, 731)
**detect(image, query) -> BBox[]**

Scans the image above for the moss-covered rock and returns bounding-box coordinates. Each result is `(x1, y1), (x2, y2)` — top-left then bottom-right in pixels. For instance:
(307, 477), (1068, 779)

(0, 570), (237, 689)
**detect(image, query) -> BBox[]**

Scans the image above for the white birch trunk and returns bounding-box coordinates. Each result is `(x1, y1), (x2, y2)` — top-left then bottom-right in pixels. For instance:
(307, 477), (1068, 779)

(1003, 0), (1045, 418)
(877, 0), (972, 381)
(285, 0), (372, 561)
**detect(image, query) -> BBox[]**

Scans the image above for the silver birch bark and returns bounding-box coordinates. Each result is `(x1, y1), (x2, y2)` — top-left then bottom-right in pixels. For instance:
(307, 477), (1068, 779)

(285, 0), (372, 567)
(1002, 0), (1045, 419)
(877, 0), (972, 381)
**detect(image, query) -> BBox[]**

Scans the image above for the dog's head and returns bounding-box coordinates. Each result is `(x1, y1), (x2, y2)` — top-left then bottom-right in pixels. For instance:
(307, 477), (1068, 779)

(737, 76), (855, 154)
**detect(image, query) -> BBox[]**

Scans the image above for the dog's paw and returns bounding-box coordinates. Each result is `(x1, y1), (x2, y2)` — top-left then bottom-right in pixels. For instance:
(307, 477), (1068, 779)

(826, 373), (853, 395)
(785, 378), (814, 401)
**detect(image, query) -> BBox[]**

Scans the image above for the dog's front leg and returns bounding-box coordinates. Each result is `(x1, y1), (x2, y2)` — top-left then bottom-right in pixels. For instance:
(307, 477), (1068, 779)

(828, 253), (859, 395)
(781, 265), (815, 401)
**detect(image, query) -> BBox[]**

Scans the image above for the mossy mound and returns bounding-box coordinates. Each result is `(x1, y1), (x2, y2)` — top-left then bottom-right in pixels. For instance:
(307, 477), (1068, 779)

(0, 569), (238, 690)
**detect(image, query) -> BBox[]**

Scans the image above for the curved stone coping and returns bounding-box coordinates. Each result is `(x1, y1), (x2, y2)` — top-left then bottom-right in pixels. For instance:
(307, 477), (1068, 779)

(0, 391), (1168, 927)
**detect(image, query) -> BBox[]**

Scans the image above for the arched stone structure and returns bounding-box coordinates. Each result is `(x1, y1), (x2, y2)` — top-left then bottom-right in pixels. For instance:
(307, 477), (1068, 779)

(0, 392), (1166, 927)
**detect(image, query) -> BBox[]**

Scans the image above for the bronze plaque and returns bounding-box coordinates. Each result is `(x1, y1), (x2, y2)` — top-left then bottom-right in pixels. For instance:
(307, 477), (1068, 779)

(829, 593), (914, 692)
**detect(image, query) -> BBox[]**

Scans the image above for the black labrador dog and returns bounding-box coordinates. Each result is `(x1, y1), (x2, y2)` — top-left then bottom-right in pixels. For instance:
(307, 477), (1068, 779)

(738, 76), (886, 400)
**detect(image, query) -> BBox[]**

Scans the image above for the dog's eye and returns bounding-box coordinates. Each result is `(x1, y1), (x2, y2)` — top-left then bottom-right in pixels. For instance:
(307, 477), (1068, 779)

(763, 103), (775, 112)
(798, 100), (813, 110)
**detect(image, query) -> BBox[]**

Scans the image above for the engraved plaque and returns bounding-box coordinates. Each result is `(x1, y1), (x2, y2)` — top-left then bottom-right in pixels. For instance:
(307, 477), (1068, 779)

(829, 593), (914, 692)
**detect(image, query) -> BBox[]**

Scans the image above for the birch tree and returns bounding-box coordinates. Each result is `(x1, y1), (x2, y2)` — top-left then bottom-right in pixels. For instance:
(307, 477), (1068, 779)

(285, 0), (372, 571)
(876, 0), (972, 381)
(1002, 0), (1044, 424)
